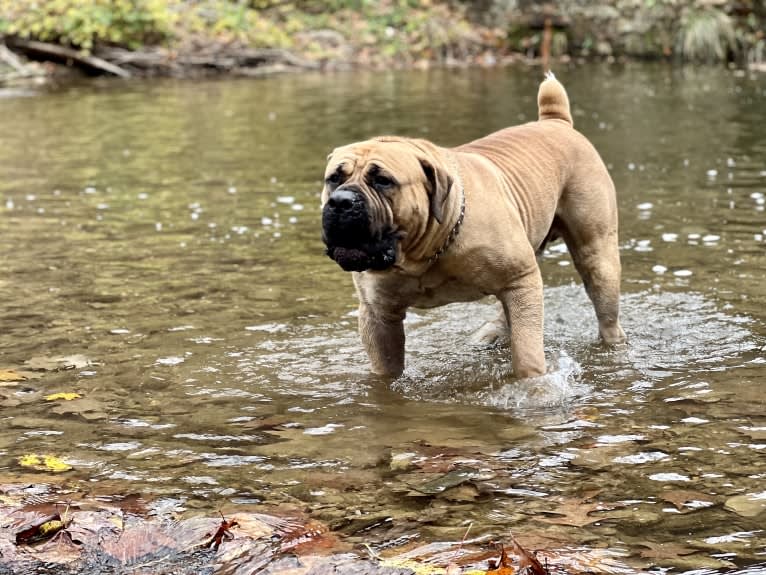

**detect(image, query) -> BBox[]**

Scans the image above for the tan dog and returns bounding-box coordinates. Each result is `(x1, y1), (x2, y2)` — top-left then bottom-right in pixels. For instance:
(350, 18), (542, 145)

(321, 73), (626, 379)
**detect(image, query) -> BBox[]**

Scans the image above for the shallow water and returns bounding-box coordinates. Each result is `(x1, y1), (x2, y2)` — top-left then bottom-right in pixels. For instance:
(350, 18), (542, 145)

(1, 64), (765, 572)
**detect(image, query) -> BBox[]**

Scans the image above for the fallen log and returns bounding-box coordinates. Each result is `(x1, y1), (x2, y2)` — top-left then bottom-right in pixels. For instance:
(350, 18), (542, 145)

(4, 39), (319, 80)
(174, 47), (319, 70)
(94, 46), (176, 69)
(98, 45), (319, 70)
(237, 48), (320, 70)
(7, 38), (132, 78)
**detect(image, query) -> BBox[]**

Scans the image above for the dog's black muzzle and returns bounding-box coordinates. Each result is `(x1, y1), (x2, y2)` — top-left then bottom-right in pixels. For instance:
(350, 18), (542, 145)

(322, 187), (369, 247)
(322, 186), (397, 272)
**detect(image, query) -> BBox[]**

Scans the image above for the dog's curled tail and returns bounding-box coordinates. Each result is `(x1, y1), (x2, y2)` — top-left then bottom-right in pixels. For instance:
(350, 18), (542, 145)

(537, 71), (573, 127)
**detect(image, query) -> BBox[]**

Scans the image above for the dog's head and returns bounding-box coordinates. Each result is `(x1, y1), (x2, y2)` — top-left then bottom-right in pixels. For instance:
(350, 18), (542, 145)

(321, 137), (453, 272)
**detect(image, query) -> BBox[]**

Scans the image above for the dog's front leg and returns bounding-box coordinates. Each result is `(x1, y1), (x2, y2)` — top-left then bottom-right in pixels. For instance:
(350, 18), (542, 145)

(358, 303), (406, 377)
(498, 269), (546, 379)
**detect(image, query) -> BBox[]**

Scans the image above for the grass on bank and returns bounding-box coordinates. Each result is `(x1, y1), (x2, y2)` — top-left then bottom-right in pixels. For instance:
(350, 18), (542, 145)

(677, 6), (738, 62)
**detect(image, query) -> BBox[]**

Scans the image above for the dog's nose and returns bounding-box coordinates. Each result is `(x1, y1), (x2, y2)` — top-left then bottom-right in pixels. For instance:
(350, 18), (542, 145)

(327, 188), (361, 212)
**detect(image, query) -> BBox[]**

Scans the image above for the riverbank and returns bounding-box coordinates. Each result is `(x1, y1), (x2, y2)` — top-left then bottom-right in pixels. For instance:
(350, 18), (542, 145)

(1, 0), (765, 85)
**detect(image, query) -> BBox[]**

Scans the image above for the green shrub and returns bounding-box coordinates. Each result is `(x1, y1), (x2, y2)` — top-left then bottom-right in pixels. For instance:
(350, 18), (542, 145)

(176, 1), (294, 48)
(0, 0), (176, 51)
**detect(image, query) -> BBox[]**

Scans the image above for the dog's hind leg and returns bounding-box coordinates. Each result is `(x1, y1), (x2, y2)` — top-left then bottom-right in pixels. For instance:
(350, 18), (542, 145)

(470, 302), (509, 348)
(556, 158), (626, 345)
(562, 228), (626, 345)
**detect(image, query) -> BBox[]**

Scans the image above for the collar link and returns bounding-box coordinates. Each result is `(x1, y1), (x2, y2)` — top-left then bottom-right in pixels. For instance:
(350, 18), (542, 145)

(427, 154), (465, 265)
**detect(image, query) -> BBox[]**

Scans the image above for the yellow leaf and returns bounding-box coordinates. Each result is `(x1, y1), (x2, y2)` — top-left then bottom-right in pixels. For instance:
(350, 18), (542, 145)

(18, 454), (41, 467)
(44, 392), (82, 401)
(18, 454), (73, 473)
(380, 558), (447, 574)
(0, 369), (26, 382)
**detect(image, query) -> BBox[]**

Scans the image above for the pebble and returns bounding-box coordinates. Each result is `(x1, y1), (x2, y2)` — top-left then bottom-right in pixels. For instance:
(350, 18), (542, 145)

(681, 417), (709, 424)
(156, 356), (185, 366)
(649, 473), (690, 482)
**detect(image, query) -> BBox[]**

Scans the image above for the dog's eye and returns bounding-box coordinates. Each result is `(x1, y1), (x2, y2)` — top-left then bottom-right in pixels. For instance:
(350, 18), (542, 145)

(373, 174), (396, 189)
(325, 172), (343, 186)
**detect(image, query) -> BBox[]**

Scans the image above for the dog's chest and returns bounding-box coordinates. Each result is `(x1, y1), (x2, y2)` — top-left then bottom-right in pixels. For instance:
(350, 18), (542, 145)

(404, 273), (488, 309)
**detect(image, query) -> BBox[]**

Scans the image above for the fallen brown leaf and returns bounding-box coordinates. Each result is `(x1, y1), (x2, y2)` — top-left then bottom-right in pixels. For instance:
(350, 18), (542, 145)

(100, 524), (178, 565)
(660, 490), (715, 512)
(23, 529), (82, 564)
(638, 541), (697, 560)
(539, 498), (622, 527)
(487, 541), (516, 574)
(510, 535), (546, 575)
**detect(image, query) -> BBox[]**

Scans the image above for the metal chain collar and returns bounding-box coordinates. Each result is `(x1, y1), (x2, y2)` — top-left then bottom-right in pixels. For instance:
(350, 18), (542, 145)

(427, 154), (466, 265)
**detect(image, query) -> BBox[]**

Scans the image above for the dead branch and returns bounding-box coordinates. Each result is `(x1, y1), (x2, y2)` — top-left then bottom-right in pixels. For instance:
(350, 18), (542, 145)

(0, 42), (46, 84)
(0, 43), (29, 73)
(7, 38), (132, 78)
(94, 46), (175, 69)
(175, 48), (319, 70)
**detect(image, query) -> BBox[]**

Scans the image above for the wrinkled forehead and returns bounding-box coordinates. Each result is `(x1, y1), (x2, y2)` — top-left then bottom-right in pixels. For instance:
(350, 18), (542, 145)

(325, 140), (418, 177)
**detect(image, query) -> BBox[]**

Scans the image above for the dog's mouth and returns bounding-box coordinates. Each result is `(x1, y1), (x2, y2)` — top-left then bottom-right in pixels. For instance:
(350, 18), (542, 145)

(323, 230), (398, 272)
(321, 190), (398, 272)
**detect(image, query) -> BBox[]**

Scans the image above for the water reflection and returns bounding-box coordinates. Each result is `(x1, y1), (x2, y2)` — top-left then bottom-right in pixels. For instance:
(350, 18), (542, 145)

(0, 64), (765, 571)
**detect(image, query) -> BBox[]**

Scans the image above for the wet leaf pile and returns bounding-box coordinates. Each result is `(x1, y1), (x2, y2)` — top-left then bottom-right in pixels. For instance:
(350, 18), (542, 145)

(0, 481), (641, 575)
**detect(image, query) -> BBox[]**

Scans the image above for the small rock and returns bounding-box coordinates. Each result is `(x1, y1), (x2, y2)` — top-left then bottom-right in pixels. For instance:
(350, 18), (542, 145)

(724, 493), (766, 517)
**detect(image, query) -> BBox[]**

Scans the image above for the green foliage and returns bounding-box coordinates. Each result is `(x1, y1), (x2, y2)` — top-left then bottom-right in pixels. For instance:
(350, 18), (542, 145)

(0, 0), (176, 51)
(179, 1), (292, 47)
(312, 0), (479, 60)
(1, 0), (760, 65)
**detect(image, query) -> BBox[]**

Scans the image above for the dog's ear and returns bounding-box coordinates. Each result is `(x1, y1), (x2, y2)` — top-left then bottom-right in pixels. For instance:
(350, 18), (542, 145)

(419, 158), (452, 224)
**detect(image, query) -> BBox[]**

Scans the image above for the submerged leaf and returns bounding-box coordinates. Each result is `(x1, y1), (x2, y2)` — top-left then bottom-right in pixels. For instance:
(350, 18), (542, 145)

(50, 397), (108, 421)
(638, 541), (697, 560)
(24, 354), (91, 372)
(413, 469), (478, 495)
(0, 369), (26, 382)
(660, 490), (716, 512)
(539, 498), (622, 527)
(44, 392), (82, 401)
(18, 454), (73, 473)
